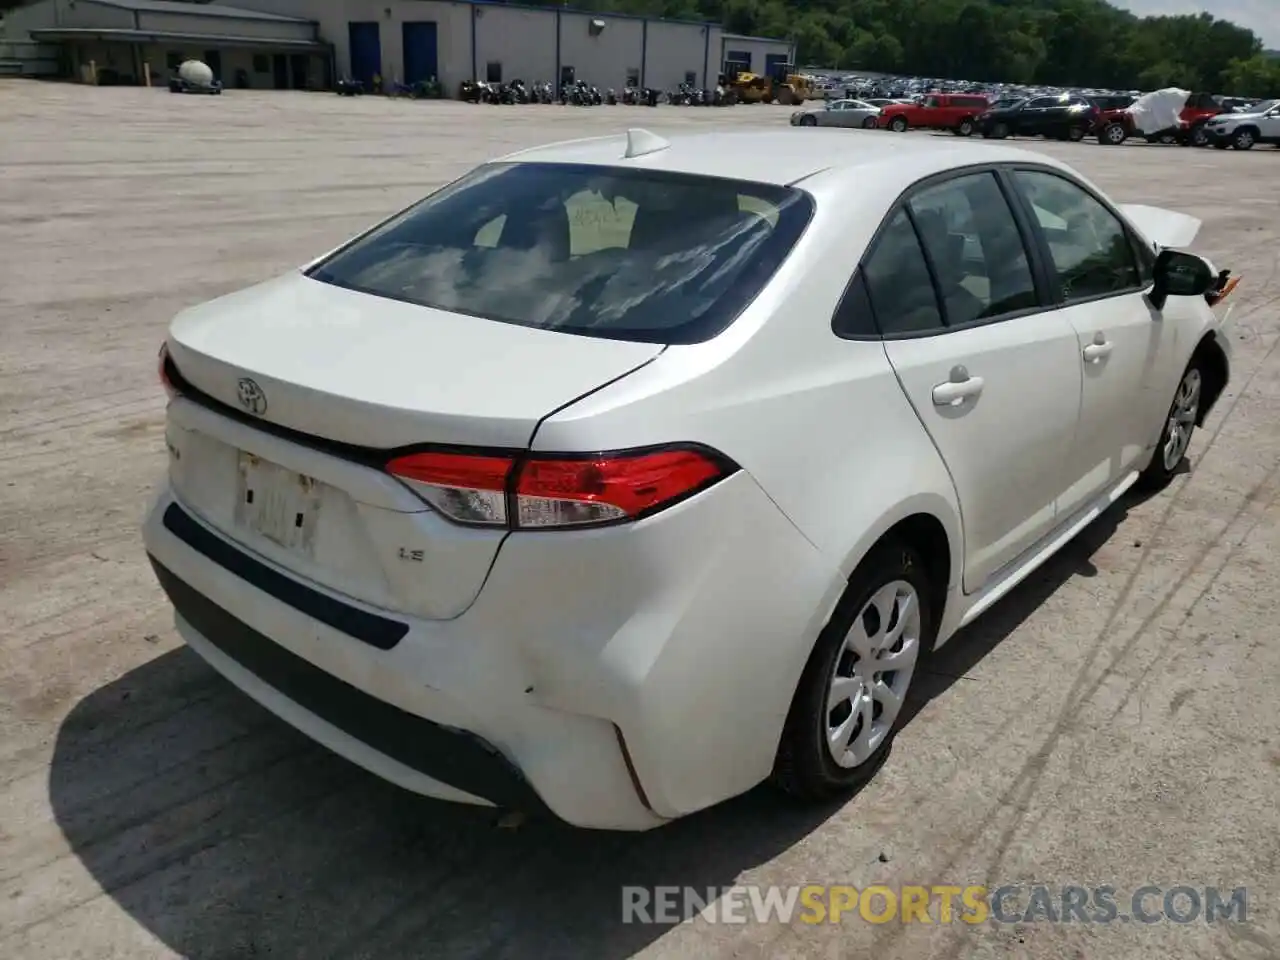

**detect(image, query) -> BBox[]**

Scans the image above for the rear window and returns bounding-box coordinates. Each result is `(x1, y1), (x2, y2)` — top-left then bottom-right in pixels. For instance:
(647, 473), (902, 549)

(307, 162), (814, 344)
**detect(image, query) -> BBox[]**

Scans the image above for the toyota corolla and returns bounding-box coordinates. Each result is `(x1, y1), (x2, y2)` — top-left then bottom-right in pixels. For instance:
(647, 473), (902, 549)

(144, 128), (1236, 830)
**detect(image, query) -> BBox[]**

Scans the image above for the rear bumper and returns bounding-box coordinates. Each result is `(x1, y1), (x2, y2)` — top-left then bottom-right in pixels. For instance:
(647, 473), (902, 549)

(142, 470), (837, 830)
(150, 557), (547, 813)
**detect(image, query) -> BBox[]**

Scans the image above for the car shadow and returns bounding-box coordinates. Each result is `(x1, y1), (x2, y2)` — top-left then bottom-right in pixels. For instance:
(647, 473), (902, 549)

(47, 489), (1154, 958)
(903, 482), (1158, 720)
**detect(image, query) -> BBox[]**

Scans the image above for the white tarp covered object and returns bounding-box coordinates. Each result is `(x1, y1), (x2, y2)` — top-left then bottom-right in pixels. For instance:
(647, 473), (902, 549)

(1126, 88), (1189, 134)
(178, 60), (215, 87)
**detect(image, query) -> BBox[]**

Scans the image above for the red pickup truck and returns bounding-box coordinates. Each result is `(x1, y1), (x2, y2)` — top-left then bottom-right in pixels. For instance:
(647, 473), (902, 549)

(878, 93), (991, 135)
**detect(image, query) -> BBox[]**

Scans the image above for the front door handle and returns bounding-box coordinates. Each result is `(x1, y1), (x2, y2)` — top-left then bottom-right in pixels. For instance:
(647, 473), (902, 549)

(1083, 340), (1113, 362)
(932, 366), (985, 406)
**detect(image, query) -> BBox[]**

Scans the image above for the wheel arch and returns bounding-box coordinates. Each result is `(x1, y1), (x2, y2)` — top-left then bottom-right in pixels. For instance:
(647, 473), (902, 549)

(834, 493), (963, 639)
(1192, 331), (1230, 426)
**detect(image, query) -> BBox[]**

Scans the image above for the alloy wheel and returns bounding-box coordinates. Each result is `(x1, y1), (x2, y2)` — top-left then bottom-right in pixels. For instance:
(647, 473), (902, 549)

(825, 580), (921, 769)
(1163, 368), (1201, 472)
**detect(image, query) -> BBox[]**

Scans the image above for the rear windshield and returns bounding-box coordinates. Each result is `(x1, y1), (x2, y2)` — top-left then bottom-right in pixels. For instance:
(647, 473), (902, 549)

(307, 162), (814, 344)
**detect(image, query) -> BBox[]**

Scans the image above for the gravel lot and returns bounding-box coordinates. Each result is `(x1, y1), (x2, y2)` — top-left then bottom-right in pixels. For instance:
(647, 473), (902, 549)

(2, 81), (1280, 960)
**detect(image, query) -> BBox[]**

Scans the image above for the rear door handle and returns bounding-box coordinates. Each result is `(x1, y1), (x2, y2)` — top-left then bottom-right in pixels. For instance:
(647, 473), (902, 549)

(932, 369), (985, 406)
(1083, 341), (1113, 362)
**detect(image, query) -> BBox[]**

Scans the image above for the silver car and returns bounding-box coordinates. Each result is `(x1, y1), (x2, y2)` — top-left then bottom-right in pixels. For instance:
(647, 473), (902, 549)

(790, 98), (881, 129)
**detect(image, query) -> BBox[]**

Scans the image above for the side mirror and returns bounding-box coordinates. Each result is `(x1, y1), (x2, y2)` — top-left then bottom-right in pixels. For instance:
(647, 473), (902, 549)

(1149, 249), (1214, 310)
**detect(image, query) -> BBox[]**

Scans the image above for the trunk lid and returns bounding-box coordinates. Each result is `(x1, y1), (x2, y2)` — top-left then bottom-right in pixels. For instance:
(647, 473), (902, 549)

(163, 271), (661, 620)
(168, 271), (662, 449)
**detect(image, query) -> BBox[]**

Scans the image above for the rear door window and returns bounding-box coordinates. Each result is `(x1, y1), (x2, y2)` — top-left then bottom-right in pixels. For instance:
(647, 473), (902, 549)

(860, 210), (944, 335)
(309, 162), (814, 344)
(907, 172), (1039, 326)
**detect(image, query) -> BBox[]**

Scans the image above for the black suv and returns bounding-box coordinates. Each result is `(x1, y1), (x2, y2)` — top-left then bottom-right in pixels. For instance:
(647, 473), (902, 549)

(977, 94), (1098, 141)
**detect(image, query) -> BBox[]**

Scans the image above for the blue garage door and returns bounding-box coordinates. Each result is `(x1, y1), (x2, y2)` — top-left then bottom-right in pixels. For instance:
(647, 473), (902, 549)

(348, 21), (381, 85)
(765, 53), (789, 82)
(402, 21), (438, 85)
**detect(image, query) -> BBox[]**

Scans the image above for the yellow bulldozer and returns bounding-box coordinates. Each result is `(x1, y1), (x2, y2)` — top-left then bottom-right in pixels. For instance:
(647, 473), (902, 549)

(775, 73), (817, 105)
(727, 70), (774, 103)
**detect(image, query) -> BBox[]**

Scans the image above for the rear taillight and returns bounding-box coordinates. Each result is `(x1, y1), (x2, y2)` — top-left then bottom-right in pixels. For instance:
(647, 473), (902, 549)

(386, 450), (511, 526)
(385, 445), (736, 530)
(158, 341), (177, 398)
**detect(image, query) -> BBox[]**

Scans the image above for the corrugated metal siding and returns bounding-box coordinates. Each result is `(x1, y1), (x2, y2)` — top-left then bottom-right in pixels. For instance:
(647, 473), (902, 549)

(557, 11), (641, 91)
(134, 11), (316, 41)
(136, 0), (786, 95)
(644, 19), (707, 91)
(1, 0), (60, 38)
(60, 0), (136, 30)
(473, 6), (555, 86)
(719, 35), (790, 79)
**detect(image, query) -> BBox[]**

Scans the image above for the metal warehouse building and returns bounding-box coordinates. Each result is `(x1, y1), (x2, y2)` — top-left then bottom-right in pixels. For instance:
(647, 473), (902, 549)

(1, 0), (793, 93)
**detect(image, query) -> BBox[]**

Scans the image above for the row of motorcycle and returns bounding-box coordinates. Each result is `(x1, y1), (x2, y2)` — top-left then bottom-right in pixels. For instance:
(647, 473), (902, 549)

(458, 79), (736, 107)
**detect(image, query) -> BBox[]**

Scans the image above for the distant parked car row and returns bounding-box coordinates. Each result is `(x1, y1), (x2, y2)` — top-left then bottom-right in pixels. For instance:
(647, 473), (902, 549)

(790, 86), (1280, 151)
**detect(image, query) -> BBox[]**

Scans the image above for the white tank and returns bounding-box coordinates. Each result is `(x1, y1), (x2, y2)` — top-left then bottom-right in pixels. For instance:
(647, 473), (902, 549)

(178, 59), (214, 87)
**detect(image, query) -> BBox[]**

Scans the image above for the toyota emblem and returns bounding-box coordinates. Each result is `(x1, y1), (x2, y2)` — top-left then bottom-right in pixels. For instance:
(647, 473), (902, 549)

(236, 378), (268, 416)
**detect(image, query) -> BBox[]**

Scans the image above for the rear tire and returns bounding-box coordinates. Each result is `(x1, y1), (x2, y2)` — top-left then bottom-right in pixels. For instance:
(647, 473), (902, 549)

(773, 538), (936, 801)
(1136, 360), (1203, 492)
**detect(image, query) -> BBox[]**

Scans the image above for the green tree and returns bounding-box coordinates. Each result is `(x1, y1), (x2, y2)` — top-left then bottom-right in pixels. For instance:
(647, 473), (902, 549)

(1222, 54), (1280, 99)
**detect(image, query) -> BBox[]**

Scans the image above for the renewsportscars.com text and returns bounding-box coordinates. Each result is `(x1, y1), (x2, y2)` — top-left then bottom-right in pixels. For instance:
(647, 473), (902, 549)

(622, 884), (1248, 925)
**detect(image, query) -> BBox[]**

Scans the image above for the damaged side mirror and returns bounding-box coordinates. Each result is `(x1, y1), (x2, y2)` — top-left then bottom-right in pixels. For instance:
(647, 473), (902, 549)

(1149, 249), (1213, 310)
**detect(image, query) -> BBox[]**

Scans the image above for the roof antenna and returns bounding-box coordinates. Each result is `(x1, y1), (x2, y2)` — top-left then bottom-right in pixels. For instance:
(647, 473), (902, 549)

(623, 128), (671, 159)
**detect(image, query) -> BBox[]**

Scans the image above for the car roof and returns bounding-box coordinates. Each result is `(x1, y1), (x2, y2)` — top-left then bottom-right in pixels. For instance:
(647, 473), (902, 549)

(498, 128), (1062, 187)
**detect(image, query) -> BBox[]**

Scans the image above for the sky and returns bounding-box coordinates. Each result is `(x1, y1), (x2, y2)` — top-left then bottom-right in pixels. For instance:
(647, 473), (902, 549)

(1113, 0), (1280, 47)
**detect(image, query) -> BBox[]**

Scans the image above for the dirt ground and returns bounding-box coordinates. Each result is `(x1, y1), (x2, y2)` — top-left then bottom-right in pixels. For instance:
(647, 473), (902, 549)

(2, 81), (1280, 960)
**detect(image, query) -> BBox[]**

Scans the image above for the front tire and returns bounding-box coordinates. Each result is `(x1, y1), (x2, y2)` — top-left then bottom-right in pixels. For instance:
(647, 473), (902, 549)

(1137, 362), (1203, 491)
(773, 538), (935, 800)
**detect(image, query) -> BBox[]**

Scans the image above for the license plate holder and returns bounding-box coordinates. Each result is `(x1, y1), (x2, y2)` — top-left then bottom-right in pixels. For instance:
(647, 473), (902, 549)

(234, 452), (321, 557)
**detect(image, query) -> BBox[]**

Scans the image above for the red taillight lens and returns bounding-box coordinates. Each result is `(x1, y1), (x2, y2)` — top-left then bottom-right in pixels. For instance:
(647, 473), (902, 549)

(385, 446), (734, 529)
(515, 448), (728, 528)
(386, 450), (513, 526)
(158, 341), (177, 398)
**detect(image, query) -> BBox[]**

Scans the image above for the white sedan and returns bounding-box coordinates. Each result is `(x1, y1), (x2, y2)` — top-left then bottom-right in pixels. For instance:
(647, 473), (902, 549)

(791, 98), (881, 128)
(144, 127), (1235, 830)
